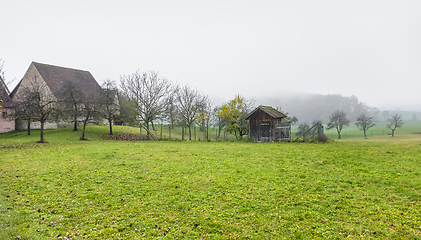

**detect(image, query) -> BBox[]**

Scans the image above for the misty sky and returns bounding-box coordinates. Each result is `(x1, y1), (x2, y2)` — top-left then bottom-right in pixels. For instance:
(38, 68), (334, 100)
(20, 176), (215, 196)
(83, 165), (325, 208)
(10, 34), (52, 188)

(2, 0), (421, 110)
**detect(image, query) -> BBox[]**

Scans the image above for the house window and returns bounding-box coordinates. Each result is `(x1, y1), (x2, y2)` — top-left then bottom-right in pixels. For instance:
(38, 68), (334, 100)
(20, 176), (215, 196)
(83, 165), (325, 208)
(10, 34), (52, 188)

(260, 121), (269, 125)
(2, 111), (7, 117)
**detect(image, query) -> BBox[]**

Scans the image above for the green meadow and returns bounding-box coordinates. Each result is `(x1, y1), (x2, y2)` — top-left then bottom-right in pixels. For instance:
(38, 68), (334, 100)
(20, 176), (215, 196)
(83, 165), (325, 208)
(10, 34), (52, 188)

(1, 126), (421, 239)
(296, 120), (421, 140)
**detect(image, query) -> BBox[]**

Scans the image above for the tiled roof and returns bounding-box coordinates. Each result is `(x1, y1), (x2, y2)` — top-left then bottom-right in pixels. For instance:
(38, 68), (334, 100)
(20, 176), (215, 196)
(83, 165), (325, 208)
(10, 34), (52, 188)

(32, 62), (102, 101)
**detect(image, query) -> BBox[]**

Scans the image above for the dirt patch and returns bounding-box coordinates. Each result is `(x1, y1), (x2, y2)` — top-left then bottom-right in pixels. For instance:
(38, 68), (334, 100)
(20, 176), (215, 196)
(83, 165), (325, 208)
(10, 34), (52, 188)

(413, 132), (421, 134)
(102, 133), (151, 141)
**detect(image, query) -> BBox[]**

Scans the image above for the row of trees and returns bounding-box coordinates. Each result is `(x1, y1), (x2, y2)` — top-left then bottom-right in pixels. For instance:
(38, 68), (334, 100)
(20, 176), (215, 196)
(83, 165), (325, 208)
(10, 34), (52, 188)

(297, 110), (405, 140)
(326, 110), (404, 139)
(13, 76), (119, 142)
(118, 70), (257, 140)
(11, 69), (259, 143)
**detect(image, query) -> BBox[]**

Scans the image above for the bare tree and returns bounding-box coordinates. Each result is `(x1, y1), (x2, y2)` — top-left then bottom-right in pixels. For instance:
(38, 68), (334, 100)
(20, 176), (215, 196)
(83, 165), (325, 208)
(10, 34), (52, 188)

(14, 75), (56, 142)
(327, 110), (350, 139)
(0, 59), (5, 83)
(59, 81), (84, 131)
(0, 59), (14, 86)
(117, 93), (137, 125)
(355, 114), (375, 138)
(176, 85), (206, 140)
(13, 96), (35, 135)
(162, 93), (179, 140)
(386, 114), (404, 137)
(165, 94), (178, 129)
(120, 70), (173, 137)
(195, 96), (213, 140)
(79, 92), (102, 140)
(101, 80), (119, 135)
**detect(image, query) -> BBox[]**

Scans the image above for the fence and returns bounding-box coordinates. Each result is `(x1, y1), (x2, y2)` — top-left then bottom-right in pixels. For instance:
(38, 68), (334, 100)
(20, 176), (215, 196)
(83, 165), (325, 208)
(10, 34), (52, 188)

(293, 122), (325, 142)
(138, 124), (238, 142)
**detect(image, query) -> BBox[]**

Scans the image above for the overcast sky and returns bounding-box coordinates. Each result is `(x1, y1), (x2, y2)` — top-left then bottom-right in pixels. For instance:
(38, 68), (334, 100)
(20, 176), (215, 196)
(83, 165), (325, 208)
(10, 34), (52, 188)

(2, 0), (421, 110)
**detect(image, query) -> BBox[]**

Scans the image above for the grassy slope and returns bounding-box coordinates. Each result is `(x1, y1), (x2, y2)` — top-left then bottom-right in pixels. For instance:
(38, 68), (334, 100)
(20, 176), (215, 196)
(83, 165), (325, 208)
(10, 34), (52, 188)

(1, 126), (421, 239)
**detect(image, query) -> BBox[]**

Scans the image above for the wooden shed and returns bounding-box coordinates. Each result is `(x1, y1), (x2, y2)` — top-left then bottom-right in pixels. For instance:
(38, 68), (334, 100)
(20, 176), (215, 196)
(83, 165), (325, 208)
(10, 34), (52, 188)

(245, 106), (291, 142)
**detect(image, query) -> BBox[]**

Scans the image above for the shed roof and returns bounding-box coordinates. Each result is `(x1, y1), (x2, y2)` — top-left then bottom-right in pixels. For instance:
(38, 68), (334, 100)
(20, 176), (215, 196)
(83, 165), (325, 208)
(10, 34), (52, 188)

(244, 106), (287, 120)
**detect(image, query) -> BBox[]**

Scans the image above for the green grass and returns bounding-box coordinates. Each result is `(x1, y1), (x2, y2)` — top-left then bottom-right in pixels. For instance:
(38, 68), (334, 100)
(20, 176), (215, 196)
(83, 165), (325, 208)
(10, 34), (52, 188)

(293, 120), (421, 140)
(1, 126), (421, 239)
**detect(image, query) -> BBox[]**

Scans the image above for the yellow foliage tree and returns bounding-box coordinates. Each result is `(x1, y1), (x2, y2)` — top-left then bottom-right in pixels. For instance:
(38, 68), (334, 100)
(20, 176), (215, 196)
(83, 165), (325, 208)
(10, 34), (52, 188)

(219, 94), (253, 139)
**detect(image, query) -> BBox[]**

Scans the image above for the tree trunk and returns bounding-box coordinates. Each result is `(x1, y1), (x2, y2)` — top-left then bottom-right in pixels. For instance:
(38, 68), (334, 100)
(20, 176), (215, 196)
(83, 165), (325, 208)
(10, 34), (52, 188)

(109, 118), (113, 135)
(80, 119), (88, 140)
(189, 126), (192, 141)
(206, 123), (209, 140)
(182, 125), (184, 141)
(27, 121), (31, 135)
(73, 103), (78, 131)
(40, 121), (45, 143)
(391, 129), (395, 137)
(363, 129), (367, 139)
(337, 130), (341, 139)
(146, 122), (150, 139)
(73, 116), (78, 131)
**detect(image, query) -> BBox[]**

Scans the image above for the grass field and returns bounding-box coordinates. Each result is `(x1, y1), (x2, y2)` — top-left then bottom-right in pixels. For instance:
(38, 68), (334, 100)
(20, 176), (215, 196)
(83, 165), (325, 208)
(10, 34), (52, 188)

(1, 126), (421, 239)
(294, 120), (421, 140)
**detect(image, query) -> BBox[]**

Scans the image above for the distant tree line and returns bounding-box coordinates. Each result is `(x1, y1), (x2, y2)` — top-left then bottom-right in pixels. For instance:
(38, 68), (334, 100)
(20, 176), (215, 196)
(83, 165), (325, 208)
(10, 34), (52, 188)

(264, 93), (380, 124)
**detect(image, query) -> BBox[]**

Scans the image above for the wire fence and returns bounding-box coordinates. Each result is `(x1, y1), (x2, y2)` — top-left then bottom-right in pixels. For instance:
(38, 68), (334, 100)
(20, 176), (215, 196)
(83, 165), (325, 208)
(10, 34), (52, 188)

(137, 124), (238, 142)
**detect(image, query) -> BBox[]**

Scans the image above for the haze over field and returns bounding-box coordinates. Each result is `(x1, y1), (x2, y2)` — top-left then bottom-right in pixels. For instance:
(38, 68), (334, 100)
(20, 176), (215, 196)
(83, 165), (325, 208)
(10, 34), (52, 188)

(2, 0), (421, 111)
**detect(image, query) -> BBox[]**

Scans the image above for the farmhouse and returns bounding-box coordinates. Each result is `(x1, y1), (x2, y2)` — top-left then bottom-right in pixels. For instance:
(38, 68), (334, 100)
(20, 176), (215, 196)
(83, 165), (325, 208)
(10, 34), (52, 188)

(0, 76), (15, 133)
(245, 106), (291, 142)
(10, 62), (103, 130)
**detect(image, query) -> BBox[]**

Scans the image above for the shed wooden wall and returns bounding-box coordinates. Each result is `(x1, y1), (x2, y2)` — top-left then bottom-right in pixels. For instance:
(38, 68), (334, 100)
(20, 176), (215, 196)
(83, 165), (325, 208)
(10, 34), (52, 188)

(248, 111), (277, 142)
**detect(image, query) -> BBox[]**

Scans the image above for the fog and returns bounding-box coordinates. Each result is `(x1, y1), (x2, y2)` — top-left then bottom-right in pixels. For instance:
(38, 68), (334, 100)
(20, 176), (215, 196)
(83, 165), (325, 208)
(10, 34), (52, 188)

(2, 1), (421, 111)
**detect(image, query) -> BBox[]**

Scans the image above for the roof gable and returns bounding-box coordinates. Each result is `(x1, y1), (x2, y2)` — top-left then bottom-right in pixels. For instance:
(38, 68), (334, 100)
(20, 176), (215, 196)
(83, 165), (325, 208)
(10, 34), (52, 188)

(32, 62), (102, 101)
(244, 106), (287, 120)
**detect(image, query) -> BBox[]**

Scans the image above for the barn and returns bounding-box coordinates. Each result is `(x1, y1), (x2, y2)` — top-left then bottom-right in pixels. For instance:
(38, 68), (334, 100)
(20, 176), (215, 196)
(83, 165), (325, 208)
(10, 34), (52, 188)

(10, 62), (104, 130)
(245, 106), (291, 142)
